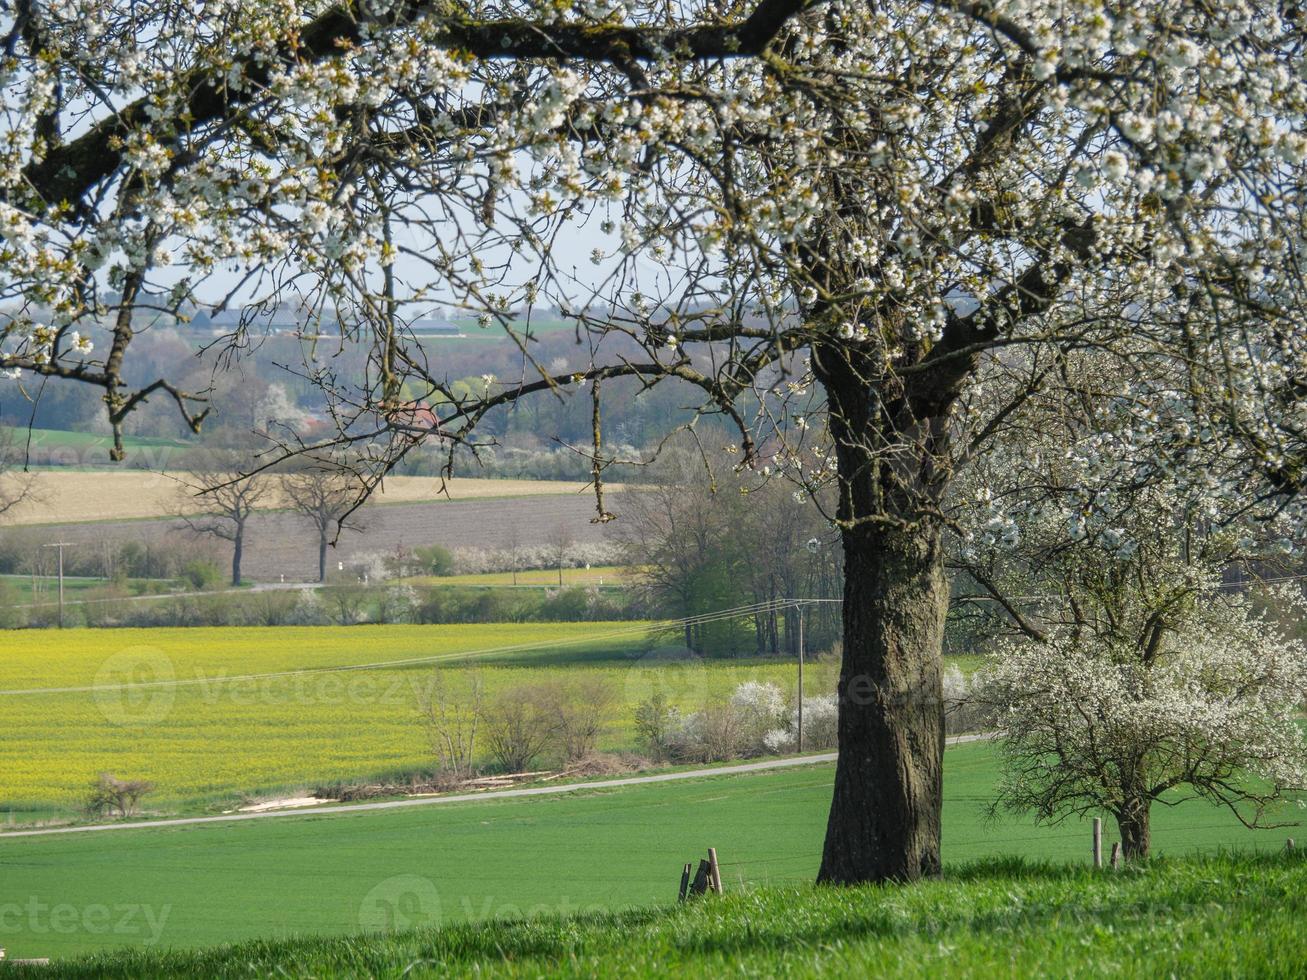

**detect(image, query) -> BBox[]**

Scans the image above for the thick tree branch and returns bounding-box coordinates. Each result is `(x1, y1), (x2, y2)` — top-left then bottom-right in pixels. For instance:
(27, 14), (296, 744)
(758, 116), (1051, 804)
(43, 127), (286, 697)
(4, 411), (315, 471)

(19, 0), (811, 207)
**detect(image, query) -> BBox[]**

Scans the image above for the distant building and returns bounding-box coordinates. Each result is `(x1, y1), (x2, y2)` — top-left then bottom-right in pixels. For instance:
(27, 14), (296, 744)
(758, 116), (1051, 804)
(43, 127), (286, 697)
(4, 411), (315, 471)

(207, 309), (303, 334)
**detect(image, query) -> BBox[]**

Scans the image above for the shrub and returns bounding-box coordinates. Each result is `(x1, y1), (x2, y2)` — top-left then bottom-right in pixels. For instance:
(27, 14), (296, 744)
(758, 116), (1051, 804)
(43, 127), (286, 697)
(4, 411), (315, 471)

(85, 773), (155, 818)
(323, 584), (371, 625)
(633, 692), (681, 762)
(729, 681), (788, 755)
(943, 664), (988, 736)
(247, 590), (298, 626)
(376, 584), (419, 624)
(545, 677), (618, 762)
(180, 559), (223, 591)
(414, 544), (455, 576)
(417, 671), (485, 780)
(763, 694), (839, 754)
(290, 587), (327, 625)
(482, 685), (558, 772)
(672, 703), (744, 763)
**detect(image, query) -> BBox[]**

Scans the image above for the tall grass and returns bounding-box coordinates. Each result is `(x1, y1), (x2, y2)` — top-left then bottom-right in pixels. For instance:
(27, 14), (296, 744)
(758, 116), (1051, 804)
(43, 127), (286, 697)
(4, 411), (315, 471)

(20, 851), (1305, 978)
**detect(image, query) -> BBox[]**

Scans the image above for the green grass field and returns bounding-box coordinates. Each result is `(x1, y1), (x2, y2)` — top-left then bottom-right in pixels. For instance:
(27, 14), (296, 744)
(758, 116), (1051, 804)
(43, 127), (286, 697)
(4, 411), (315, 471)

(19, 853), (1307, 978)
(0, 743), (1299, 964)
(0, 575), (175, 605)
(3, 426), (187, 463)
(0, 624), (836, 815)
(404, 566), (631, 588)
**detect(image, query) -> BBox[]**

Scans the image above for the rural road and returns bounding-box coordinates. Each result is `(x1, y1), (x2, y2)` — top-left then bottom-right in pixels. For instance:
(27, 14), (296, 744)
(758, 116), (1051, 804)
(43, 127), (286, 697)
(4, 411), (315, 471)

(0, 734), (994, 840)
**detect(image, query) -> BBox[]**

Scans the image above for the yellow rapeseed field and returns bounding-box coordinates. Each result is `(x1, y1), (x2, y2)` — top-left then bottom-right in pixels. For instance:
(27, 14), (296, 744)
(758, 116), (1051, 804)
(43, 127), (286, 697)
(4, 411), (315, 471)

(0, 624), (817, 815)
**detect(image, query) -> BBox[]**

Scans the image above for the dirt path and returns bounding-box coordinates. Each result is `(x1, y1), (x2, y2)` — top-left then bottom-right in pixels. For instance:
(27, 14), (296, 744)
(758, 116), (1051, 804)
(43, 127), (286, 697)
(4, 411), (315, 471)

(0, 734), (995, 840)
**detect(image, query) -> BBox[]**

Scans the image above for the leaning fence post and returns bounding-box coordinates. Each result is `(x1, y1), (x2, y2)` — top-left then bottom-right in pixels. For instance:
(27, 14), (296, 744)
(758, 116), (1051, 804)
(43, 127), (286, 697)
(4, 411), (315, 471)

(1092, 818), (1102, 869)
(679, 862), (692, 902)
(707, 848), (723, 895)
(1110, 842), (1121, 869)
(691, 860), (711, 896)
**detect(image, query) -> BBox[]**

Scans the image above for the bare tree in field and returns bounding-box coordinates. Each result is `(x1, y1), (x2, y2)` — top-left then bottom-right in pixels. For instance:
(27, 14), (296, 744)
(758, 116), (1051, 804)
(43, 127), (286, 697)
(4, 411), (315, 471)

(504, 525), (523, 587)
(0, 426), (38, 521)
(181, 454), (269, 586)
(547, 523), (575, 588)
(281, 467), (363, 582)
(3, 1), (1305, 885)
(416, 670), (485, 782)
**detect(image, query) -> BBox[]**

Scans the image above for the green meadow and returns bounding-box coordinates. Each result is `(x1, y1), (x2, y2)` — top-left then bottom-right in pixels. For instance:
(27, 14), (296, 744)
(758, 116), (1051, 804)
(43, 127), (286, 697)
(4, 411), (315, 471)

(0, 742), (1299, 963)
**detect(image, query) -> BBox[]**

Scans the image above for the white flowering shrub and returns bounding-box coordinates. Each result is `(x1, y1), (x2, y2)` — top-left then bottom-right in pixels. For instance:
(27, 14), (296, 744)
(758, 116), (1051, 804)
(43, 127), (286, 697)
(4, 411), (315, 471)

(763, 694), (840, 754)
(668, 704), (744, 764)
(449, 544), (624, 576)
(730, 681), (790, 755)
(289, 586), (327, 626)
(663, 681), (793, 761)
(979, 584), (1307, 861)
(376, 584), (419, 624)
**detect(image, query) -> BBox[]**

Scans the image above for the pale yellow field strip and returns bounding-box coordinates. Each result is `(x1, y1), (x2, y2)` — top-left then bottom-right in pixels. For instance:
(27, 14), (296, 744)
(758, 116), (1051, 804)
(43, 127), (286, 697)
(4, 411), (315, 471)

(0, 470), (621, 525)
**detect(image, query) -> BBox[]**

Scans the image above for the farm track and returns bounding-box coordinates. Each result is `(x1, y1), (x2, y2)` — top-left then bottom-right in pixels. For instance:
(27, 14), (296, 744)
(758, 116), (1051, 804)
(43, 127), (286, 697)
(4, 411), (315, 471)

(0, 735), (994, 839)
(14, 493), (624, 583)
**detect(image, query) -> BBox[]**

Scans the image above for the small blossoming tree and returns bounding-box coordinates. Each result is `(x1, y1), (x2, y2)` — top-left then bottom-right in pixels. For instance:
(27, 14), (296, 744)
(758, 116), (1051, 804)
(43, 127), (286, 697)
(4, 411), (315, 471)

(954, 365), (1307, 862)
(980, 572), (1307, 861)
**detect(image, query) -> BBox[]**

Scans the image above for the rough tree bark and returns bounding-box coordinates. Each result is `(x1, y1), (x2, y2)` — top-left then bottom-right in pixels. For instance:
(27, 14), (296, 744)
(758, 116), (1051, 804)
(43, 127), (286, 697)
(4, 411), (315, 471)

(819, 518), (948, 883)
(812, 338), (958, 884)
(1116, 797), (1152, 862)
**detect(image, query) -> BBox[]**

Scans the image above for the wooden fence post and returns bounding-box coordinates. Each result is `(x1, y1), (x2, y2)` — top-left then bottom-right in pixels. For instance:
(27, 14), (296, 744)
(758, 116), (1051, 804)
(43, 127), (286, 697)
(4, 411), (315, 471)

(679, 862), (692, 902)
(1287, 838), (1295, 852)
(1092, 818), (1102, 869)
(707, 848), (723, 895)
(1110, 842), (1120, 869)
(691, 860), (711, 896)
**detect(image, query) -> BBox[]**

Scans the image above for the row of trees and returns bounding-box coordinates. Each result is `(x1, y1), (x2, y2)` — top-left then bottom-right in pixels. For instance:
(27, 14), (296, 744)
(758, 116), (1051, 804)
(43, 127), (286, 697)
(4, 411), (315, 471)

(619, 447), (843, 657)
(182, 451), (361, 585)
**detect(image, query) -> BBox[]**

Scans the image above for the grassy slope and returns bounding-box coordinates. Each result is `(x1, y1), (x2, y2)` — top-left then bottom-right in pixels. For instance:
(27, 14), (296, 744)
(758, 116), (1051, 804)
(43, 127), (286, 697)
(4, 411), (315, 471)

(0, 623), (839, 813)
(7, 427), (186, 453)
(0, 744), (1298, 962)
(23, 853), (1307, 978)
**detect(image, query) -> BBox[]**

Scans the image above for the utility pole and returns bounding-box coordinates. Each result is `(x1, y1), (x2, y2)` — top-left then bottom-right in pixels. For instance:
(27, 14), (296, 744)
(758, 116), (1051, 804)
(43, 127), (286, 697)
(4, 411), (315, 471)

(797, 601), (805, 753)
(43, 542), (72, 629)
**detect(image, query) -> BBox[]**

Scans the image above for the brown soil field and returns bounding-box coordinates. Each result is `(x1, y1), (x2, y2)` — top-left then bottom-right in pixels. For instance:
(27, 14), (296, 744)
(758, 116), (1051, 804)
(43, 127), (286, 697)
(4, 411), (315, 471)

(0, 470), (619, 526)
(5, 492), (625, 582)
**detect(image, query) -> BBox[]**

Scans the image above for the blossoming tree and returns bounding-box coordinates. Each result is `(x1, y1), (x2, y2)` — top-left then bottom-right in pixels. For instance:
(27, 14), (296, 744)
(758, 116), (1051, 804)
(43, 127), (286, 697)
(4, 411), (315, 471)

(2, 1), (1305, 882)
(975, 519), (1307, 862)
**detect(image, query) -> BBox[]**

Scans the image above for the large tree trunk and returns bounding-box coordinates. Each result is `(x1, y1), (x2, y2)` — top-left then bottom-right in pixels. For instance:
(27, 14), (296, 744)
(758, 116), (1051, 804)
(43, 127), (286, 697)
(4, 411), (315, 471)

(812, 337), (957, 885)
(1115, 798), (1151, 862)
(817, 518), (948, 883)
(318, 532), (329, 583)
